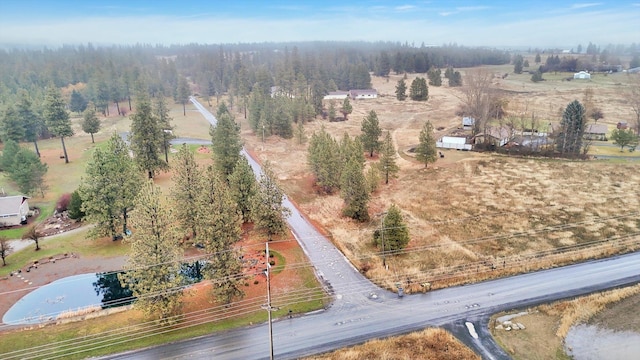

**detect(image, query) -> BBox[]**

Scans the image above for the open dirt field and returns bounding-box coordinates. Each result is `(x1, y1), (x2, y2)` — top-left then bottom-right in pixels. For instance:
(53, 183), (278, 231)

(231, 67), (640, 292)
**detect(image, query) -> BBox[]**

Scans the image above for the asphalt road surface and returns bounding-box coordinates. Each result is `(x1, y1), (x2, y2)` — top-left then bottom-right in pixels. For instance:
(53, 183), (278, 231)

(102, 99), (640, 360)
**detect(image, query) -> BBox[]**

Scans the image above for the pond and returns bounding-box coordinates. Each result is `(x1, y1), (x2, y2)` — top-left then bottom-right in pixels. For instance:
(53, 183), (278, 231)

(565, 324), (640, 360)
(3, 261), (204, 325)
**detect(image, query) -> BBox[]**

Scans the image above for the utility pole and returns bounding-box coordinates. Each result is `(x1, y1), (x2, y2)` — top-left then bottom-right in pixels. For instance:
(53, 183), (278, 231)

(381, 212), (387, 269)
(264, 242), (275, 360)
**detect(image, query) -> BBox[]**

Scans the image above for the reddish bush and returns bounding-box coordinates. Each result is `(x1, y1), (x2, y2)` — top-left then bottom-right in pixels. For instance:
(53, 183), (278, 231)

(56, 193), (72, 212)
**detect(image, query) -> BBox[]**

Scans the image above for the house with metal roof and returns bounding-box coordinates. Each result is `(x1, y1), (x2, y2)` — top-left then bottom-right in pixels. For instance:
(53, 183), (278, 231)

(0, 195), (30, 227)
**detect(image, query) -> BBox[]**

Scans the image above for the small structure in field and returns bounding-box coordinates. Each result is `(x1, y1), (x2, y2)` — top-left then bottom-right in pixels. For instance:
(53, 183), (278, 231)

(462, 117), (475, 130)
(0, 195), (30, 227)
(349, 89), (377, 100)
(573, 71), (591, 80)
(437, 136), (472, 150)
(584, 123), (608, 140)
(617, 122), (628, 130)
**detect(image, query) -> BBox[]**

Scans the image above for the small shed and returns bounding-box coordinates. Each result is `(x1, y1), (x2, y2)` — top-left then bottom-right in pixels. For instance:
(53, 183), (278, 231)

(617, 122), (628, 130)
(437, 136), (472, 150)
(584, 124), (608, 140)
(0, 195), (30, 227)
(462, 117), (475, 130)
(573, 71), (591, 80)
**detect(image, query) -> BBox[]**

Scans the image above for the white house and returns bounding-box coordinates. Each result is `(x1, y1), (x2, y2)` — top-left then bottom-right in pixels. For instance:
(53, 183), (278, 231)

(323, 91), (349, 100)
(573, 71), (591, 80)
(0, 195), (30, 227)
(349, 89), (378, 100)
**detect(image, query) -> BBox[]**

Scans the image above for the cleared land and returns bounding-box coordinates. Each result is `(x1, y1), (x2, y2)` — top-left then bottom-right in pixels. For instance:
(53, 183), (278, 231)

(232, 65), (640, 293)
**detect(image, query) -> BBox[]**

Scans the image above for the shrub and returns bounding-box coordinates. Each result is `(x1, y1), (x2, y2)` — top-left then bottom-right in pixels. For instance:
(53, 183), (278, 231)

(67, 190), (85, 220)
(56, 193), (72, 212)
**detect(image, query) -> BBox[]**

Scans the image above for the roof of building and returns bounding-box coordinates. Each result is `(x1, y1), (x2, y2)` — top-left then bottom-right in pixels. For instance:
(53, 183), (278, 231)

(0, 196), (29, 216)
(349, 89), (377, 96)
(585, 124), (608, 134)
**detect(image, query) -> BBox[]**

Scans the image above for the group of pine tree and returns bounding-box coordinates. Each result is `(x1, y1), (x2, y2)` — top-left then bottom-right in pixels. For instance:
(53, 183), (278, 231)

(307, 108), (437, 224)
(71, 97), (290, 322)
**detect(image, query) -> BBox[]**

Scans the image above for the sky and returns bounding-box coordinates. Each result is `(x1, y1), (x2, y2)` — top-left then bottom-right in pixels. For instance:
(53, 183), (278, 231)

(0, 1), (639, 49)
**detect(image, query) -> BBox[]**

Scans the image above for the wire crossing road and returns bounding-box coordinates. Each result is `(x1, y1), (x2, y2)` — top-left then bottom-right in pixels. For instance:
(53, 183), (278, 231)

(104, 99), (640, 360)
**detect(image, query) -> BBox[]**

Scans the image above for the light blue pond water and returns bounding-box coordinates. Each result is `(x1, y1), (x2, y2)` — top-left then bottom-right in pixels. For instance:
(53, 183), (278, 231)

(3, 262), (203, 325)
(3, 273), (106, 325)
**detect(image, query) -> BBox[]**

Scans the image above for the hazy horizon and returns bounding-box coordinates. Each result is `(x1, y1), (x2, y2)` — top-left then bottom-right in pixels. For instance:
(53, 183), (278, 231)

(0, 0), (639, 49)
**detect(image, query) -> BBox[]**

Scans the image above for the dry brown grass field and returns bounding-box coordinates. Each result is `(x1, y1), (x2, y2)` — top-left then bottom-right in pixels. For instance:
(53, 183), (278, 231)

(222, 65), (640, 293)
(304, 327), (480, 360)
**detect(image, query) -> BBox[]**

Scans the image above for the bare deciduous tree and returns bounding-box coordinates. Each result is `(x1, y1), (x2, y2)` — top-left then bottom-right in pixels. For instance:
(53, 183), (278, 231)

(22, 226), (42, 251)
(458, 69), (494, 137)
(625, 75), (640, 135)
(0, 236), (13, 266)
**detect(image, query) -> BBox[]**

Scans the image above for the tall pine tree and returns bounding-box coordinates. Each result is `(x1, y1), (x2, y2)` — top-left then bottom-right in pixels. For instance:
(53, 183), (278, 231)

(340, 156), (370, 222)
(80, 133), (142, 240)
(374, 204), (410, 253)
(379, 131), (399, 184)
(228, 155), (258, 224)
(409, 77), (429, 101)
(171, 144), (203, 240)
(81, 108), (101, 143)
(16, 90), (43, 157)
(155, 96), (175, 163)
(119, 181), (184, 323)
(361, 110), (382, 157)
(395, 78), (407, 101)
(44, 86), (73, 163)
(210, 103), (242, 179)
(415, 120), (437, 167)
(197, 165), (245, 304)
(130, 92), (165, 178)
(307, 126), (341, 193)
(253, 162), (291, 241)
(557, 100), (586, 155)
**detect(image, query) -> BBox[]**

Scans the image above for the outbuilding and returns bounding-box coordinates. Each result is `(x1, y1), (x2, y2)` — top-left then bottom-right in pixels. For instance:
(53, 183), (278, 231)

(573, 71), (591, 80)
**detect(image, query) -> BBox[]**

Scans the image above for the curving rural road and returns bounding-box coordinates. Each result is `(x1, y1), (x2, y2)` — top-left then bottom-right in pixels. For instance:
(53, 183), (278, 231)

(103, 98), (640, 360)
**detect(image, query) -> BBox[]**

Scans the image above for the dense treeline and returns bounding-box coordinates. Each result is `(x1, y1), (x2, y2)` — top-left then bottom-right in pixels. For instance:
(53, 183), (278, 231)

(0, 41), (511, 156)
(0, 41), (509, 106)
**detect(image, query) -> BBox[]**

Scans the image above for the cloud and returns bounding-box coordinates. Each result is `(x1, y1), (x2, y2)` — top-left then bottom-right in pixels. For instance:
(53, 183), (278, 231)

(395, 5), (417, 11)
(456, 6), (490, 12)
(439, 5), (489, 16)
(570, 3), (602, 9)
